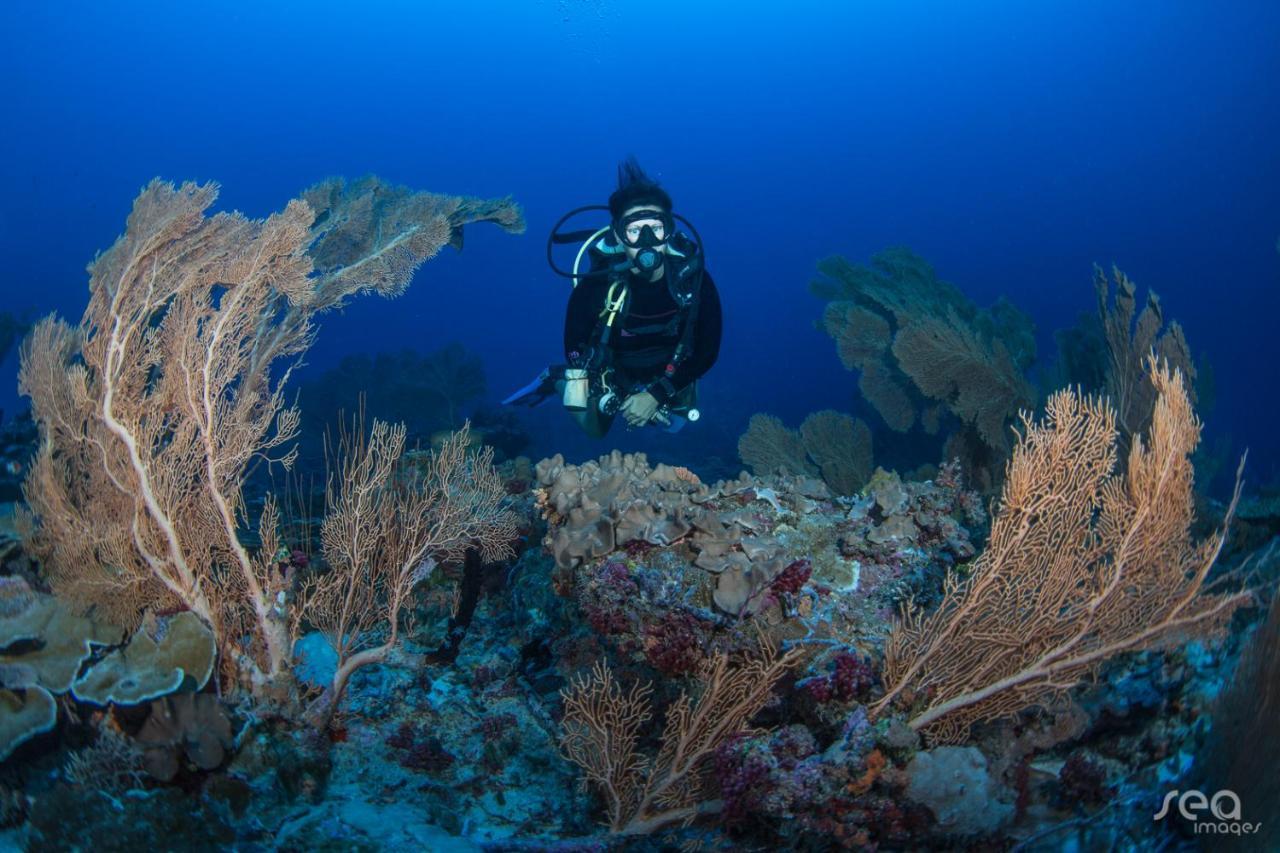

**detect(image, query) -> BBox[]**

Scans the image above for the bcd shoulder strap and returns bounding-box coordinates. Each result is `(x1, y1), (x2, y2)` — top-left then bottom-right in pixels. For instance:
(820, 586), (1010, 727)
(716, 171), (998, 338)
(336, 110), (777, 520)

(585, 278), (628, 370)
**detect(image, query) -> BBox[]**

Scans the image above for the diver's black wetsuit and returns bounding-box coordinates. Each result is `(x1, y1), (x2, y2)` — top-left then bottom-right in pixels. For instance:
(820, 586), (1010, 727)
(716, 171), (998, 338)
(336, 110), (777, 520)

(563, 254), (722, 408)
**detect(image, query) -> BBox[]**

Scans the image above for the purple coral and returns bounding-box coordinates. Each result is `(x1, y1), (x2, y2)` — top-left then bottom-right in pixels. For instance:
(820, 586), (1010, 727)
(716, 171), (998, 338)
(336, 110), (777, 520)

(770, 558), (813, 596)
(621, 538), (657, 558)
(714, 726), (826, 827)
(803, 651), (878, 704)
(714, 734), (775, 825)
(643, 610), (705, 676)
(580, 561), (638, 637)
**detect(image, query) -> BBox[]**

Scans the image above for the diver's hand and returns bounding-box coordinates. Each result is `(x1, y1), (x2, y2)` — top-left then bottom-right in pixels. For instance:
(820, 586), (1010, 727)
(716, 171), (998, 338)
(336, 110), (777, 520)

(620, 391), (661, 427)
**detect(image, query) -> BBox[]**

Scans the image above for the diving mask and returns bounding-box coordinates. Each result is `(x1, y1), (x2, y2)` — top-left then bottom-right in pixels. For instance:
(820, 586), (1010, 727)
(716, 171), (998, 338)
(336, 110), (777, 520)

(616, 209), (673, 248)
(616, 208), (672, 274)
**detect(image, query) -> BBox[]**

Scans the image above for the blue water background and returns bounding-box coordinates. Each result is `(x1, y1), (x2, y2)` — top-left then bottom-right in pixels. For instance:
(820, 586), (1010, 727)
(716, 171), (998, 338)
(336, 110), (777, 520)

(2, 0), (1277, 487)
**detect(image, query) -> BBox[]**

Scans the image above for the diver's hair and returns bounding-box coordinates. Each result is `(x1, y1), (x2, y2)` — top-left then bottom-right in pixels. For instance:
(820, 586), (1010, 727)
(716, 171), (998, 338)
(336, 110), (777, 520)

(608, 156), (672, 220)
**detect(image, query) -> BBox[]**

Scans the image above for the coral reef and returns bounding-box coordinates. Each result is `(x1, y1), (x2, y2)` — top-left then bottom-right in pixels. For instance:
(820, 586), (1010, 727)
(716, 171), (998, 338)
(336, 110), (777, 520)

(713, 713), (888, 839)
(0, 181), (1271, 852)
(810, 247), (1036, 466)
(871, 363), (1253, 742)
(1095, 265), (1197, 443)
(2, 397), (1269, 849)
(1052, 265), (1201, 451)
(737, 413), (818, 479)
(0, 686), (54, 764)
(71, 611), (217, 705)
(535, 449), (982, 693)
(530, 448), (994, 844)
(298, 421), (517, 727)
(61, 725), (146, 792)
(559, 641), (802, 835)
(0, 576), (123, 758)
(892, 309), (1032, 454)
(738, 410), (874, 495)
(17, 176), (522, 703)
(0, 577), (123, 693)
(135, 692), (237, 781)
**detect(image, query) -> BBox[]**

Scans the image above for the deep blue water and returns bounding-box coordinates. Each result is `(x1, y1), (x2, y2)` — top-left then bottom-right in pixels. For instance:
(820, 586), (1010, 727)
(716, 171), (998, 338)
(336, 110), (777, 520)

(2, 0), (1277, 487)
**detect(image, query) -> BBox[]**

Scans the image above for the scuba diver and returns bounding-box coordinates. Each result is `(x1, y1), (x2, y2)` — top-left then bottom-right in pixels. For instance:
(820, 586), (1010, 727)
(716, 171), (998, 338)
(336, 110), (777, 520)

(504, 158), (722, 437)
